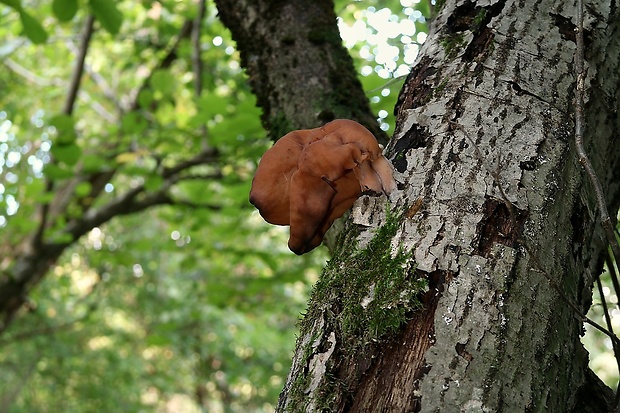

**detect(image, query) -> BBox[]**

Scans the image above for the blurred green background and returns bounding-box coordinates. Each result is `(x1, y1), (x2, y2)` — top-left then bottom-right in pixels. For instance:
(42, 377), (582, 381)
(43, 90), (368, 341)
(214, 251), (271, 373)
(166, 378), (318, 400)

(0, 0), (616, 411)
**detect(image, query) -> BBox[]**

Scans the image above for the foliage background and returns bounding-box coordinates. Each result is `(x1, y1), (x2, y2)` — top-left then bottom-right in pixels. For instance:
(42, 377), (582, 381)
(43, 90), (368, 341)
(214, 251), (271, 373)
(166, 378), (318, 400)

(0, 0), (616, 411)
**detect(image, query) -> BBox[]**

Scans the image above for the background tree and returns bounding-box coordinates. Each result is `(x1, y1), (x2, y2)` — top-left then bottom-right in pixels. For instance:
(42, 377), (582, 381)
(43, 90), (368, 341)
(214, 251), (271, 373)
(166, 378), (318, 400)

(0, 0), (618, 412)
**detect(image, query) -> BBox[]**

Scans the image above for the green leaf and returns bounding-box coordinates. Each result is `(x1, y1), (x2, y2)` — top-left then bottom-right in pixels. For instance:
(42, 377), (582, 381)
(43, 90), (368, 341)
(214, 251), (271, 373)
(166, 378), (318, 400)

(48, 231), (74, 244)
(49, 114), (77, 144)
(19, 10), (48, 44)
(75, 181), (92, 197)
(89, 0), (123, 35)
(146, 334), (171, 346)
(0, 0), (22, 10)
(120, 112), (148, 134)
(44, 164), (74, 180)
(82, 154), (106, 173)
(53, 0), (78, 22)
(52, 143), (82, 166)
(196, 93), (227, 119)
(116, 152), (140, 164)
(137, 89), (153, 108)
(150, 70), (175, 97)
(23, 179), (55, 203)
(144, 175), (162, 191)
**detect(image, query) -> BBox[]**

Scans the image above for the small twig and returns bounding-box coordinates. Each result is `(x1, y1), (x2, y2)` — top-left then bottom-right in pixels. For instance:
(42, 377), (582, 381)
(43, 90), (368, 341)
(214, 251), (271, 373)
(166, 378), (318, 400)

(606, 255), (620, 313)
(4, 58), (56, 86)
(60, 152), (222, 243)
(366, 74), (408, 94)
(595, 276), (620, 391)
(609, 256), (620, 409)
(65, 35), (122, 112)
(191, 0), (210, 148)
(162, 148), (219, 179)
(574, 0), (620, 273)
(575, 3), (620, 406)
(192, 0), (207, 98)
(522, 241), (620, 347)
(82, 62), (123, 113)
(63, 15), (95, 116)
(0, 313), (89, 346)
(74, 89), (117, 122)
(5, 57), (116, 122)
(128, 19), (193, 112)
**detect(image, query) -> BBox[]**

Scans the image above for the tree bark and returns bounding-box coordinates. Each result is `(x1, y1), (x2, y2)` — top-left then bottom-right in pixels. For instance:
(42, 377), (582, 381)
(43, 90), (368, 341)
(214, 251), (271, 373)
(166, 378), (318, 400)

(214, 0), (387, 143)
(276, 0), (620, 411)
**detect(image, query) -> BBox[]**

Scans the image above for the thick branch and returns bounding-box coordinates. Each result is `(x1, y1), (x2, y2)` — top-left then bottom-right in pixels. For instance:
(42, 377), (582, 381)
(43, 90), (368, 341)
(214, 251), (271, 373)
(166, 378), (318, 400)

(214, 0), (386, 142)
(63, 150), (221, 241)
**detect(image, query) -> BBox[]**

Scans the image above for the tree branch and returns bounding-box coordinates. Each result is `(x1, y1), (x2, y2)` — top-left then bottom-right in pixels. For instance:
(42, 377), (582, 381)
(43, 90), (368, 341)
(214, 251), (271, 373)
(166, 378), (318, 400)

(192, 0), (209, 148)
(162, 148), (219, 179)
(575, 4), (620, 407)
(192, 0), (207, 98)
(63, 15), (96, 116)
(4, 57), (116, 122)
(4, 57), (55, 86)
(61, 150), (222, 243)
(33, 14), (96, 249)
(80, 61), (123, 113)
(128, 19), (193, 112)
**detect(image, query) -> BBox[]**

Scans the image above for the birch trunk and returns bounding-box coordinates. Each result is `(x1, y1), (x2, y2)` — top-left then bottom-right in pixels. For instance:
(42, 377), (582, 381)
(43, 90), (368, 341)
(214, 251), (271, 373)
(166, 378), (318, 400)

(277, 0), (620, 411)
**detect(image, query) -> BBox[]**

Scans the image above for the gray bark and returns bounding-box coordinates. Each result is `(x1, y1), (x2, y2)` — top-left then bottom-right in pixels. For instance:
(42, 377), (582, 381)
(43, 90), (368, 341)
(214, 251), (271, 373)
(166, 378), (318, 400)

(277, 0), (620, 411)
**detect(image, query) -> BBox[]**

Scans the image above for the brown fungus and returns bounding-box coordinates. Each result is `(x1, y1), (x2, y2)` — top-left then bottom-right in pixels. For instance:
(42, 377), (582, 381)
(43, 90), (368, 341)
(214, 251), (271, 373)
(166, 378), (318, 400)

(249, 119), (396, 254)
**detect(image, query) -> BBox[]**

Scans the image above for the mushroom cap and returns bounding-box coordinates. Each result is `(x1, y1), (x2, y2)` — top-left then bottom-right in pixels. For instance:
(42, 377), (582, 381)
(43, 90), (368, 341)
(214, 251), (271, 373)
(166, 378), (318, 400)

(249, 119), (396, 254)
(249, 128), (322, 225)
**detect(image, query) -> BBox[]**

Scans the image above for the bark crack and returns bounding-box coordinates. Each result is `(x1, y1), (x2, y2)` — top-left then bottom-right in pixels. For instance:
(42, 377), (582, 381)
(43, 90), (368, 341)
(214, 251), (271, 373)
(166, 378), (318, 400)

(472, 196), (527, 257)
(504, 79), (551, 104)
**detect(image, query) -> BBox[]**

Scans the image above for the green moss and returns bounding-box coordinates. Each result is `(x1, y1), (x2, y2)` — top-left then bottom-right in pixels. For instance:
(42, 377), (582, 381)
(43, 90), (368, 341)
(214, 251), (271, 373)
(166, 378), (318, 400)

(285, 209), (426, 410)
(433, 78), (449, 98)
(472, 8), (487, 31)
(303, 208), (425, 353)
(440, 33), (466, 59)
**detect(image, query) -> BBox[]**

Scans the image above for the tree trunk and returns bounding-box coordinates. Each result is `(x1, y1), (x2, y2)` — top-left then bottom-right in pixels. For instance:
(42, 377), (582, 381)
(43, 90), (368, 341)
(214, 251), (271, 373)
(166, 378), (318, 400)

(276, 0), (620, 411)
(214, 0), (387, 143)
